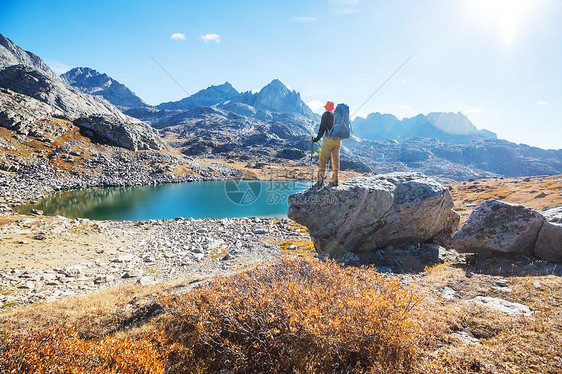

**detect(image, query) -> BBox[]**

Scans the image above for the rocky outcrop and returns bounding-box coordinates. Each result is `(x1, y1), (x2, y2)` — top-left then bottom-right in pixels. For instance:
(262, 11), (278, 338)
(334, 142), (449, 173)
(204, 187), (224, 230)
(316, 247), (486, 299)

(74, 115), (166, 151)
(276, 148), (305, 160)
(0, 33), (59, 81)
(0, 88), (65, 136)
(0, 62), (127, 122)
(288, 172), (458, 256)
(453, 201), (562, 263)
(61, 67), (147, 109)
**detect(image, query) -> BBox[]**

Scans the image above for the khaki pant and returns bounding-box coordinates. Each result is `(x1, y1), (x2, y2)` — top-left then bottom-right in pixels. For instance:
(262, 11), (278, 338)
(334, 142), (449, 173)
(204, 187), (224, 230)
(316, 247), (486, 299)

(318, 137), (341, 183)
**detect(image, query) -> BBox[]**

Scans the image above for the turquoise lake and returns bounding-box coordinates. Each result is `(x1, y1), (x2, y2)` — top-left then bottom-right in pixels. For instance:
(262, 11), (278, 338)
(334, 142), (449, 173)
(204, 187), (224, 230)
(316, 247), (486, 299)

(16, 180), (310, 221)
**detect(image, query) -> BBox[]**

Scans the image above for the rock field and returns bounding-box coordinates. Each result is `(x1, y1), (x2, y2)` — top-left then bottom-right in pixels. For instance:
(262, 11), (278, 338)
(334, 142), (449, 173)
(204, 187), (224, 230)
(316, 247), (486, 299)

(0, 215), (309, 309)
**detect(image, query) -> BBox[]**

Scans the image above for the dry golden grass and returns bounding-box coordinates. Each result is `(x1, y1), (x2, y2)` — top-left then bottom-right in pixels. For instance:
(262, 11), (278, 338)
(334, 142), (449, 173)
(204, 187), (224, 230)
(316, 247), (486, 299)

(0, 282), (173, 338)
(410, 264), (562, 374)
(449, 174), (562, 224)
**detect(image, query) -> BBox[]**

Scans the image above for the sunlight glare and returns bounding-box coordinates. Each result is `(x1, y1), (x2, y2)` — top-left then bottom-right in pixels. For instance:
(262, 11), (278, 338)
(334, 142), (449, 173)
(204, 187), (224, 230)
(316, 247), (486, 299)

(465, 0), (534, 46)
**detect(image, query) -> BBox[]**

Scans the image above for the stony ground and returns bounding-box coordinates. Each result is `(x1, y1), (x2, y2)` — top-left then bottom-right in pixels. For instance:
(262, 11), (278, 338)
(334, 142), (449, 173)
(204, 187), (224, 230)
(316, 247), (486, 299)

(0, 215), (312, 309)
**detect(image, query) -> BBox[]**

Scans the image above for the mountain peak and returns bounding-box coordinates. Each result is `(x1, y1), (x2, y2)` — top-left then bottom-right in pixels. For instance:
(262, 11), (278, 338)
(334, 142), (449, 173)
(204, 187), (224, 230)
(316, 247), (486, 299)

(262, 79), (290, 93)
(157, 81), (240, 110)
(425, 112), (479, 136)
(0, 33), (59, 81)
(62, 67), (107, 83)
(246, 79), (314, 119)
(219, 81), (234, 88)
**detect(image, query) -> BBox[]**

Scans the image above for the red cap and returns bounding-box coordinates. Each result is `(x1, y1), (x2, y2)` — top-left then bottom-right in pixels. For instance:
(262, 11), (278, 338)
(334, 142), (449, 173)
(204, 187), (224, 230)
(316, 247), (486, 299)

(324, 101), (335, 111)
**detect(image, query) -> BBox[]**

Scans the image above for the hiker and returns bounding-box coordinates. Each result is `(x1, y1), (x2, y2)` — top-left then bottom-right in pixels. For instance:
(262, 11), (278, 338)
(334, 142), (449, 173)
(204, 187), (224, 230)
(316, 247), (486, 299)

(311, 101), (340, 187)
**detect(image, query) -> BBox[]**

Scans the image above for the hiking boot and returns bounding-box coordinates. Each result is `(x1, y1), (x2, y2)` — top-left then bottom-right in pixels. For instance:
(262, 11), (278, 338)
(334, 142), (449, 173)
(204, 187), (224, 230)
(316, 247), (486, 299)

(311, 181), (324, 188)
(329, 180), (339, 187)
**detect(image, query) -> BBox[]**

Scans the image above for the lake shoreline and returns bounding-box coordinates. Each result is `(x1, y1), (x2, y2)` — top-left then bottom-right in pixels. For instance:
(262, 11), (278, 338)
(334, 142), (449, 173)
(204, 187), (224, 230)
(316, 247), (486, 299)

(12, 179), (312, 221)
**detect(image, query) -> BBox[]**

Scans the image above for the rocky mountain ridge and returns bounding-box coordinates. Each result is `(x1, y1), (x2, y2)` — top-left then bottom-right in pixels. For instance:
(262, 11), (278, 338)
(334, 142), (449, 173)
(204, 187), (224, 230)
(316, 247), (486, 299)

(59, 64), (562, 182)
(345, 137), (562, 182)
(156, 79), (316, 120)
(0, 34), (59, 81)
(0, 33), (164, 151)
(61, 67), (147, 109)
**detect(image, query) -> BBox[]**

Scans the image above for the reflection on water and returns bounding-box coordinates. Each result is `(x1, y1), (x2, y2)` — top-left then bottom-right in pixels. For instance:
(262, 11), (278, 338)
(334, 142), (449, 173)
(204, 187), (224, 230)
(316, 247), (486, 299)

(16, 180), (310, 221)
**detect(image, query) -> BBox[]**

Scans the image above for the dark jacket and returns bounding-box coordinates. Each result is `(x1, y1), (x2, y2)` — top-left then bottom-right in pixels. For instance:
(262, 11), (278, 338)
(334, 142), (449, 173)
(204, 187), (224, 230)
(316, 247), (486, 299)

(312, 111), (334, 143)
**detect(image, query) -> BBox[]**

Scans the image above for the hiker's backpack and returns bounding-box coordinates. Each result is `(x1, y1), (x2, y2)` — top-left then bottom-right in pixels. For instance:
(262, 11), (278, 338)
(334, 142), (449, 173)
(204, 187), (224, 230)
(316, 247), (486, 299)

(327, 103), (351, 139)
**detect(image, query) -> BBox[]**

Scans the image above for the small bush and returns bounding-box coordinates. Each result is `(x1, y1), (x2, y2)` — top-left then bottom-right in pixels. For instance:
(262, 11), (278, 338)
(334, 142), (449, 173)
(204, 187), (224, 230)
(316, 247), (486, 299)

(0, 325), (166, 373)
(160, 256), (423, 373)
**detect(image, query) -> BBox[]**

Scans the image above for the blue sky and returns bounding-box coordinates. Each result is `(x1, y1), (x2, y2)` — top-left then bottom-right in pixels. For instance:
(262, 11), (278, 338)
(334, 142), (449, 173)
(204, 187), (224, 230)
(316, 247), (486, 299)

(1, 0), (561, 149)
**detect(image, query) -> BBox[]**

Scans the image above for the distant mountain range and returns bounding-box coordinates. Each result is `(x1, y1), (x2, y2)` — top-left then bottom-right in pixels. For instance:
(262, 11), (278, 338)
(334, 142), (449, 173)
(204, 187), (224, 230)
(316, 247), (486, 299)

(61, 67), (498, 145)
(353, 112), (497, 144)
(345, 137), (562, 181)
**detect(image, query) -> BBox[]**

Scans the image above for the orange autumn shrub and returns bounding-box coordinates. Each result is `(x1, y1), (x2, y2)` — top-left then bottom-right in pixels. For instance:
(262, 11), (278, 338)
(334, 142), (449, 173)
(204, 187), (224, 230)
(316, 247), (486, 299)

(160, 256), (423, 373)
(0, 325), (166, 374)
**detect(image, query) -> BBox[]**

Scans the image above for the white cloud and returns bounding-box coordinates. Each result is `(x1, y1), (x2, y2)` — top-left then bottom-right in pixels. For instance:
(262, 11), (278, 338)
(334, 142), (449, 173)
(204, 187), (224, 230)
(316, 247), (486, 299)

(45, 60), (72, 75)
(307, 100), (326, 114)
(290, 17), (318, 23)
(401, 80), (407, 84)
(201, 33), (221, 44)
(464, 108), (483, 114)
(170, 33), (186, 41)
(536, 101), (550, 105)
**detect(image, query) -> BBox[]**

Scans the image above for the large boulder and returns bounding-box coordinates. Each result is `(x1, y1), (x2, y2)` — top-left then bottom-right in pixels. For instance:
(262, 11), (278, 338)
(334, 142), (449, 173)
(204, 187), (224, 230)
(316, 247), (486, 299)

(288, 172), (458, 256)
(452, 200), (544, 255)
(534, 207), (562, 263)
(534, 221), (562, 263)
(452, 202), (562, 263)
